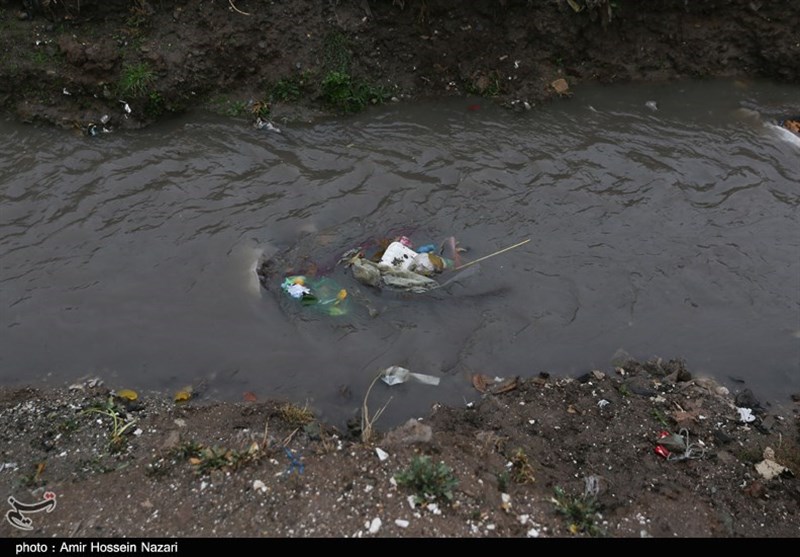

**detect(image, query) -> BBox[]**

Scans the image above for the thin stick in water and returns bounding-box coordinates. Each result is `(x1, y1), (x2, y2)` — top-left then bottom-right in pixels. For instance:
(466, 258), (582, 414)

(453, 238), (531, 271)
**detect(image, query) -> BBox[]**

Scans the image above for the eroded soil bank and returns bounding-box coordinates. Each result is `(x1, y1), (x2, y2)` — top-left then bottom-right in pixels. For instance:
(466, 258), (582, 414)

(1, 0), (798, 539)
(1, 0), (798, 130)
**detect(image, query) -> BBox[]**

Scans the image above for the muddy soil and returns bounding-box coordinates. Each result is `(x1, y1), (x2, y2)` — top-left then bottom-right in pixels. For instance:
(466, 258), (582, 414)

(0, 1), (798, 130)
(1, 0), (799, 539)
(1, 360), (799, 538)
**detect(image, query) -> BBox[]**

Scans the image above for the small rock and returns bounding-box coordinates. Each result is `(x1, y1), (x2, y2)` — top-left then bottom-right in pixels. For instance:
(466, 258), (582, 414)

(552, 78), (569, 94)
(645, 100), (658, 111)
(626, 377), (657, 397)
(252, 480), (267, 493)
(368, 517), (381, 534)
(715, 450), (736, 464)
(713, 430), (734, 445)
(394, 519), (409, 528)
(375, 448), (389, 461)
(383, 418), (432, 445)
(161, 430), (181, 450)
(735, 389), (761, 410)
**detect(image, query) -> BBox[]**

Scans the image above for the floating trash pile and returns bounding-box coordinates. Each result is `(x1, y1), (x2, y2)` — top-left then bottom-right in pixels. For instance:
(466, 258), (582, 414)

(257, 231), (529, 316)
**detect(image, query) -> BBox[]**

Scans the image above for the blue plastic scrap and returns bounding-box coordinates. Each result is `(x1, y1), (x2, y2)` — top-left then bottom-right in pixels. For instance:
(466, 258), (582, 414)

(284, 447), (304, 476)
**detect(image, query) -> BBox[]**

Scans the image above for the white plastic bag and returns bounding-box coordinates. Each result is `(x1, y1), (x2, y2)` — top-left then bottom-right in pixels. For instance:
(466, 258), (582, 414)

(380, 365), (440, 386)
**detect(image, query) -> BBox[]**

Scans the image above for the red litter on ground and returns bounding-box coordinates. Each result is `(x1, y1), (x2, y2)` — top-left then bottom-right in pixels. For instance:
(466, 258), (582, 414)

(655, 431), (672, 459)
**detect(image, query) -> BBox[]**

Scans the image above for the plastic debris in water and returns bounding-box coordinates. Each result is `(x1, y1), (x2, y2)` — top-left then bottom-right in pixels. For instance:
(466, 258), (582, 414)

(281, 275), (349, 316)
(174, 386), (193, 403)
(380, 241), (418, 271)
(282, 277), (312, 299)
(254, 117), (281, 133)
(380, 365), (440, 387)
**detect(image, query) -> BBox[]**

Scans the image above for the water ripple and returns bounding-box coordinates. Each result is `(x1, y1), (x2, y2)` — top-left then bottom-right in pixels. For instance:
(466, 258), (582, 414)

(0, 81), (798, 425)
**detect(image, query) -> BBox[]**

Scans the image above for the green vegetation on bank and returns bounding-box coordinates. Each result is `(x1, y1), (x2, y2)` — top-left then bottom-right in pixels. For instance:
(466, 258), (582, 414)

(395, 455), (459, 505)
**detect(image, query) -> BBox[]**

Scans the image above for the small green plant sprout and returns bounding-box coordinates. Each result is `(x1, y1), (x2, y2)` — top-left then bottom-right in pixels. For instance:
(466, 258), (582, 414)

(118, 61), (156, 98)
(652, 408), (670, 428)
(616, 382), (631, 397)
(322, 30), (352, 73)
(82, 397), (138, 452)
(270, 77), (303, 102)
(176, 441), (261, 475)
(468, 72), (502, 97)
(496, 470), (510, 493)
(395, 455), (458, 505)
(551, 485), (604, 536)
(321, 71), (388, 113)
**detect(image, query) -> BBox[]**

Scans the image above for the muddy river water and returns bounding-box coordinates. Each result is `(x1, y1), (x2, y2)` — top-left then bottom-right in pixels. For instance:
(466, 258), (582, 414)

(1, 79), (798, 427)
